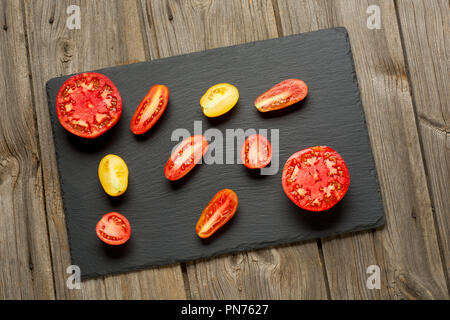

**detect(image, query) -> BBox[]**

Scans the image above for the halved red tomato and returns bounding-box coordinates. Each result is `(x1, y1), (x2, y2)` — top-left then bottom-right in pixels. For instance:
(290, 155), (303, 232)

(196, 189), (238, 238)
(96, 212), (131, 245)
(130, 84), (169, 134)
(254, 79), (308, 112)
(56, 72), (122, 138)
(241, 134), (272, 169)
(282, 146), (350, 212)
(164, 135), (209, 181)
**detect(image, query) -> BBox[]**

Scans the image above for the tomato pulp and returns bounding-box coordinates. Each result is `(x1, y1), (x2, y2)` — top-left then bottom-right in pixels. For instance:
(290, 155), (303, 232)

(131, 84), (169, 134)
(254, 79), (308, 112)
(241, 134), (272, 169)
(56, 72), (122, 138)
(164, 135), (209, 181)
(200, 83), (239, 117)
(96, 212), (131, 245)
(196, 189), (238, 238)
(282, 146), (350, 212)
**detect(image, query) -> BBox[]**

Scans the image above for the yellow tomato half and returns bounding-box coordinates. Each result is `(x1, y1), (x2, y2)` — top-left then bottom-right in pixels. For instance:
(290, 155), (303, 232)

(98, 154), (129, 197)
(200, 83), (239, 117)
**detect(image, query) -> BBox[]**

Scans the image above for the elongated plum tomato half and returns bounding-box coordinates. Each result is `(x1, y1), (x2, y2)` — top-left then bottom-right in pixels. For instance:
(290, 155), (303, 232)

(164, 135), (209, 181)
(98, 154), (129, 197)
(282, 146), (350, 212)
(200, 83), (239, 117)
(196, 189), (238, 239)
(56, 72), (122, 138)
(241, 134), (272, 169)
(96, 212), (131, 245)
(254, 79), (308, 112)
(130, 84), (169, 134)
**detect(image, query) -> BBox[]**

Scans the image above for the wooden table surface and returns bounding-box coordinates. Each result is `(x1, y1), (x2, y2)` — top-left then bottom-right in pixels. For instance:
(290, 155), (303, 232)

(0, 0), (448, 300)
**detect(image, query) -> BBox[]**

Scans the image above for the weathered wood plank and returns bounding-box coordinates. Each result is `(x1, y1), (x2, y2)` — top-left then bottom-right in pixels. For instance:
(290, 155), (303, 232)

(0, 0), (55, 299)
(142, 0), (329, 299)
(276, 0), (448, 299)
(396, 0), (449, 284)
(23, 0), (186, 299)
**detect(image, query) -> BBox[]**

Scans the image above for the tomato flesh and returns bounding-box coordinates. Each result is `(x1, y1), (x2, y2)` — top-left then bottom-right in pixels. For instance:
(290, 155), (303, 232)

(98, 154), (129, 197)
(96, 212), (131, 245)
(200, 83), (239, 117)
(282, 146), (350, 212)
(56, 72), (122, 138)
(131, 84), (169, 134)
(254, 79), (308, 112)
(241, 134), (272, 169)
(196, 189), (238, 238)
(164, 135), (209, 181)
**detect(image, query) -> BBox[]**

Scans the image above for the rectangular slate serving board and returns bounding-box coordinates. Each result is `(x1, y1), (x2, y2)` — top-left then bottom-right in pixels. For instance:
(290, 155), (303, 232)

(46, 27), (385, 279)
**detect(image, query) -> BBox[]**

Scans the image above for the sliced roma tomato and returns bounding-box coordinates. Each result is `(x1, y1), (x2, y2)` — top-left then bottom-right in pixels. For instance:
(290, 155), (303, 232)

(196, 189), (238, 238)
(96, 212), (131, 245)
(164, 135), (209, 181)
(200, 83), (239, 117)
(241, 134), (272, 169)
(254, 79), (308, 112)
(282, 146), (350, 212)
(98, 154), (129, 197)
(56, 72), (122, 138)
(130, 84), (169, 134)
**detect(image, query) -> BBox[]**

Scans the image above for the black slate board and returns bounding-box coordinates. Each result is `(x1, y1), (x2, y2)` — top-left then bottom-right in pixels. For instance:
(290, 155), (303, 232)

(46, 27), (385, 279)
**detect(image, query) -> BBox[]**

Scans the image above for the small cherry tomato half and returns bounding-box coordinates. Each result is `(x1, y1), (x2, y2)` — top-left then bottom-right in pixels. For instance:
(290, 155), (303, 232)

(282, 146), (350, 212)
(196, 189), (238, 239)
(98, 154), (129, 197)
(164, 135), (209, 181)
(96, 212), (131, 245)
(254, 79), (308, 112)
(200, 83), (239, 117)
(241, 134), (272, 169)
(56, 72), (122, 138)
(130, 84), (169, 134)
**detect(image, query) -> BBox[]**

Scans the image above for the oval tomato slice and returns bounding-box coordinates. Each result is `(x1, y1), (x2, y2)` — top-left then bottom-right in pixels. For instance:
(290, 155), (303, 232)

(241, 134), (272, 169)
(98, 154), (129, 197)
(282, 146), (350, 212)
(200, 83), (239, 117)
(164, 135), (209, 181)
(96, 212), (131, 245)
(56, 72), (122, 138)
(196, 189), (238, 238)
(130, 84), (169, 134)
(254, 79), (308, 112)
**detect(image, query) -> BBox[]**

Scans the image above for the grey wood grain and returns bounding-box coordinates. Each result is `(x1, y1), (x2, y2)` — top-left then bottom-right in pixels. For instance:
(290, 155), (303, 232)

(0, 0), (55, 299)
(276, 0), (449, 299)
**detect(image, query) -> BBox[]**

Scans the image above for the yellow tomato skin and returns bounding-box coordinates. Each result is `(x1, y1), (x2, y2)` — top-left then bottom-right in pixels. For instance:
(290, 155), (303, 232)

(200, 83), (239, 117)
(98, 154), (129, 197)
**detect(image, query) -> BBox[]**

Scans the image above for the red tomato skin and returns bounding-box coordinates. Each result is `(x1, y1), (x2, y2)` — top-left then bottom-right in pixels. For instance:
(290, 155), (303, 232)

(241, 134), (272, 169)
(56, 72), (122, 139)
(196, 189), (238, 239)
(130, 84), (169, 135)
(164, 135), (209, 181)
(282, 146), (350, 212)
(96, 212), (131, 246)
(254, 78), (308, 112)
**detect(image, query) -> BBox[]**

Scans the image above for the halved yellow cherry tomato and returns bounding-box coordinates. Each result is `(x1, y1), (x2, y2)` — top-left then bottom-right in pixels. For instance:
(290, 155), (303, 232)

(200, 83), (239, 117)
(98, 154), (129, 197)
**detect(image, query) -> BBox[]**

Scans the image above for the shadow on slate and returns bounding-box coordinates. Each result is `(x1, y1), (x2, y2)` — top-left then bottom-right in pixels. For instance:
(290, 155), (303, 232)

(46, 27), (385, 279)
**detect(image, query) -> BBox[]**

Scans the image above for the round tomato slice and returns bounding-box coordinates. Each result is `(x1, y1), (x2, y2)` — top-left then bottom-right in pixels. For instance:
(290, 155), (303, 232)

(130, 84), (169, 134)
(96, 212), (131, 245)
(164, 135), (209, 181)
(56, 72), (122, 138)
(282, 146), (350, 212)
(196, 189), (238, 239)
(254, 79), (308, 112)
(200, 83), (239, 117)
(98, 154), (129, 197)
(241, 134), (272, 169)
